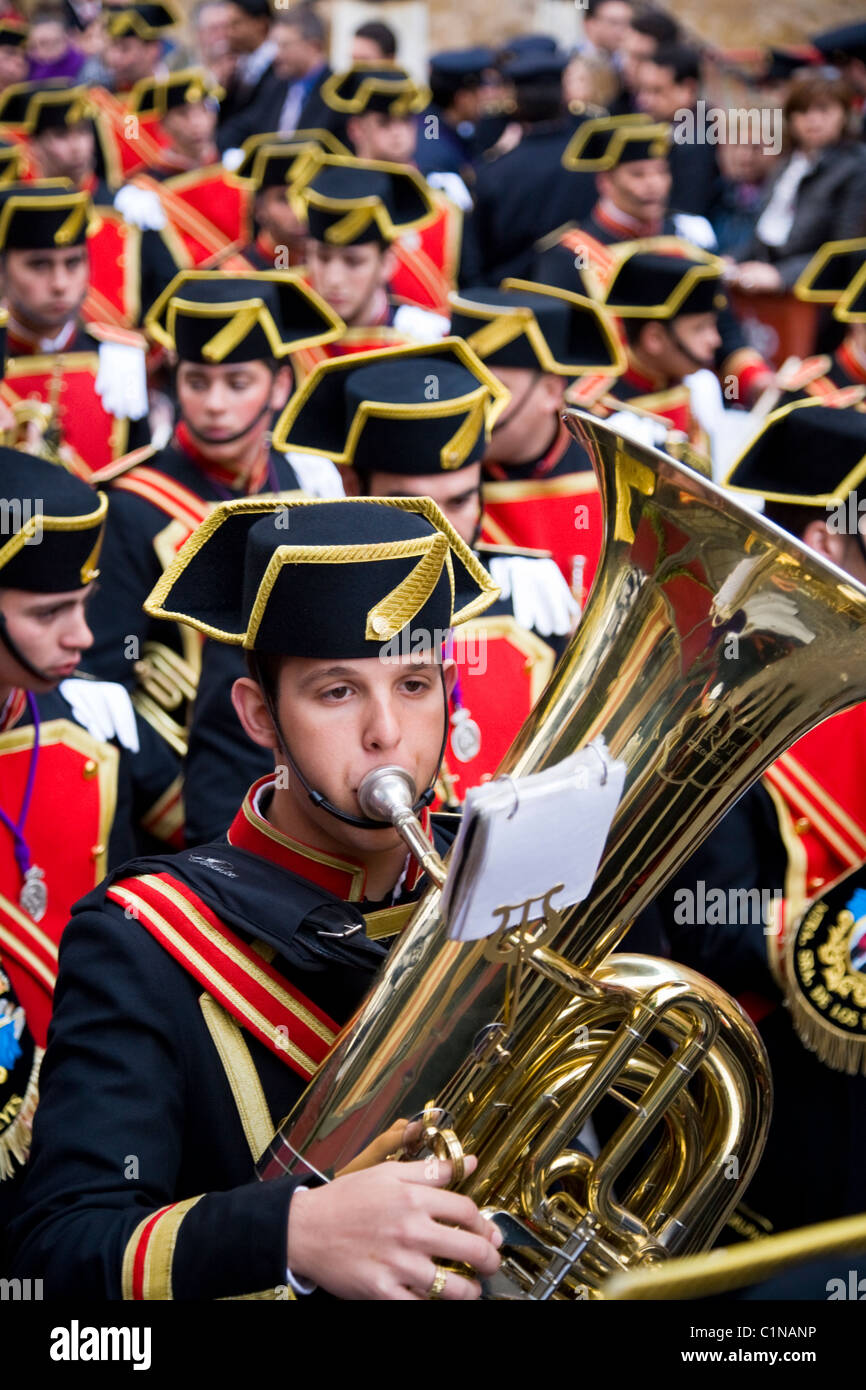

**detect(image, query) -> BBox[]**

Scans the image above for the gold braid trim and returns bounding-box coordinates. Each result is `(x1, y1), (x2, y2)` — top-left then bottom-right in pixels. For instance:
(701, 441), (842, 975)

(0, 1046), (42, 1181)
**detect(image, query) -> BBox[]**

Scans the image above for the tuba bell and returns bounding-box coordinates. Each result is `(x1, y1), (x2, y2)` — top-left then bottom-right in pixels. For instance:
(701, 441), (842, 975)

(258, 411), (866, 1298)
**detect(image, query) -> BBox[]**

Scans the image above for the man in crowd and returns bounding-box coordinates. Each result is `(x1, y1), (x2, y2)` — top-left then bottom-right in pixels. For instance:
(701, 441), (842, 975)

(289, 154), (449, 375)
(0, 182), (150, 475)
(10, 494), (504, 1300)
(217, 3), (331, 151)
(633, 42), (722, 219)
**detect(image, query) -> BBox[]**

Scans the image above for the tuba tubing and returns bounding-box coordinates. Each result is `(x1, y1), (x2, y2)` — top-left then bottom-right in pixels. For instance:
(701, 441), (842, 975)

(258, 412), (866, 1288)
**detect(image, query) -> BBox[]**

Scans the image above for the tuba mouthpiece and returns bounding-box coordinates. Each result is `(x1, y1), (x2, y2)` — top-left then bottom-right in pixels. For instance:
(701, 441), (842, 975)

(357, 765), (418, 823)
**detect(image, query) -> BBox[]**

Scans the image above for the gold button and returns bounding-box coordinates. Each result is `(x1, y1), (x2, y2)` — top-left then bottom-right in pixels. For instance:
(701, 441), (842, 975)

(794, 817), (810, 835)
(371, 616), (389, 636)
(83, 759), (97, 777)
(91, 843), (105, 858)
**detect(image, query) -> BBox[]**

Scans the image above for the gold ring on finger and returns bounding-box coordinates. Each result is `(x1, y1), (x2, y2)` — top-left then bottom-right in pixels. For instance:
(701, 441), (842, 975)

(428, 1266), (448, 1300)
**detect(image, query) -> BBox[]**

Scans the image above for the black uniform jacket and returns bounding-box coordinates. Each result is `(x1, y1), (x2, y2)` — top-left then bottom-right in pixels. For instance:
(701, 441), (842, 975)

(9, 778), (455, 1299)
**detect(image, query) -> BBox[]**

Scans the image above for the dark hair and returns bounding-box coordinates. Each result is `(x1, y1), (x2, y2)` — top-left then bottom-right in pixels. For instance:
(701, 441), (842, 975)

(585, 0), (634, 16)
(647, 41), (701, 84)
(631, 7), (680, 46)
(514, 77), (564, 125)
(275, 4), (327, 47)
(784, 71), (854, 122)
(354, 19), (397, 59)
(762, 500), (826, 542)
(245, 648), (284, 701)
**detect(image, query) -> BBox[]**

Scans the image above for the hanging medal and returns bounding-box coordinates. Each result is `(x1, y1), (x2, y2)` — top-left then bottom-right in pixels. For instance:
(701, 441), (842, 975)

(0, 694), (47, 923)
(446, 634), (482, 765)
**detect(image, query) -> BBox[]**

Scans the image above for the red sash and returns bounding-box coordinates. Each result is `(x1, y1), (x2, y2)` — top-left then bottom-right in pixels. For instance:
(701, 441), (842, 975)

(107, 872), (340, 1081)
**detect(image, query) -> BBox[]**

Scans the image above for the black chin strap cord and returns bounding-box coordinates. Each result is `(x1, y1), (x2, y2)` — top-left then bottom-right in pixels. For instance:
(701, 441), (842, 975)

(252, 654), (449, 831)
(666, 320), (714, 374)
(0, 611), (56, 683)
(183, 395), (275, 449)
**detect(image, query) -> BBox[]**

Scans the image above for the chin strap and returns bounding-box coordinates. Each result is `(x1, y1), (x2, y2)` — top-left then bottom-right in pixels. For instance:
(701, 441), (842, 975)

(0, 611), (55, 684)
(666, 321), (714, 374)
(252, 655), (449, 831)
(183, 396), (275, 449)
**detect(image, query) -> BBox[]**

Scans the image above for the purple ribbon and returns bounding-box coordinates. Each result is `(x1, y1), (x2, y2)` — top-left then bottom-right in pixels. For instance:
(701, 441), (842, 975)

(0, 693), (40, 878)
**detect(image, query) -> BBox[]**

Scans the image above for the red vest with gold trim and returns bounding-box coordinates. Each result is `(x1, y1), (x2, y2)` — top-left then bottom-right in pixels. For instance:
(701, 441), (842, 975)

(134, 167), (252, 268)
(388, 191), (462, 314)
(1, 347), (133, 479)
(439, 611), (557, 804)
(481, 470), (602, 607)
(87, 88), (172, 182)
(0, 719), (119, 1048)
(762, 705), (866, 978)
(82, 207), (142, 329)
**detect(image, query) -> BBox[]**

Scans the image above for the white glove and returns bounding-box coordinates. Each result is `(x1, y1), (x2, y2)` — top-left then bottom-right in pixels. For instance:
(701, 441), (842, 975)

(426, 171), (473, 211)
(114, 183), (167, 230)
(391, 304), (450, 343)
(284, 451), (346, 498)
(222, 147), (245, 173)
(96, 341), (149, 420)
(604, 410), (670, 450)
(487, 555), (580, 638)
(60, 679), (140, 753)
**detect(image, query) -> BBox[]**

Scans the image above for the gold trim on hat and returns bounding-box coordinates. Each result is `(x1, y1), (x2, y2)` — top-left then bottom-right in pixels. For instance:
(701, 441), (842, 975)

(589, 236), (725, 318)
(0, 186), (92, 251)
(290, 151), (437, 243)
(0, 489), (107, 580)
(561, 115), (671, 171)
(835, 259), (866, 324)
(448, 276), (626, 376)
(273, 335), (511, 462)
(794, 237), (866, 304)
(144, 495), (500, 646)
(144, 268), (343, 358)
(724, 397), (866, 505)
(320, 63), (430, 116)
(103, 1), (180, 41)
(128, 67), (221, 119)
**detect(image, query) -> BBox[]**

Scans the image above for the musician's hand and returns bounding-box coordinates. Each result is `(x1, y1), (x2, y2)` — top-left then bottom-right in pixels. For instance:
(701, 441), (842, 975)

(286, 1154), (502, 1300)
(335, 1119), (409, 1176)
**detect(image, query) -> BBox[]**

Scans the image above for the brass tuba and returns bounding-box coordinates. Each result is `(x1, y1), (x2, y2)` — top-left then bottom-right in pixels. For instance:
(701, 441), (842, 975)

(258, 412), (866, 1298)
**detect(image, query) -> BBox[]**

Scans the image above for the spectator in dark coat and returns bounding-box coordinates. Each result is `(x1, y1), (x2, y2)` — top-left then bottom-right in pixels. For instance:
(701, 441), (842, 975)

(728, 72), (866, 294)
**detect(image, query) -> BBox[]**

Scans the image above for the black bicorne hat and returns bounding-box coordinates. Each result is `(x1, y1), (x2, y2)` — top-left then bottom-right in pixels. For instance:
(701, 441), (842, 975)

(234, 128), (351, 184)
(0, 447), (106, 592)
(145, 270), (343, 362)
(103, 2), (179, 40)
(592, 239), (727, 319)
(291, 152), (436, 245)
(273, 337), (509, 472)
(838, 263), (866, 325)
(0, 182), (91, 251)
(448, 277), (625, 376)
(725, 400), (866, 506)
(0, 80), (65, 128)
(144, 496), (499, 657)
(0, 141), (21, 186)
(26, 86), (97, 136)
(0, 20), (27, 48)
(129, 68), (222, 118)
(795, 237), (866, 306)
(320, 63), (430, 117)
(562, 114), (671, 172)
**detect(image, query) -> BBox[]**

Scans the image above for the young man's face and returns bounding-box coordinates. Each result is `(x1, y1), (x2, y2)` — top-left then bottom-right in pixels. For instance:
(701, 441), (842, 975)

(1, 245), (89, 333)
(635, 311), (721, 377)
(33, 122), (96, 185)
(621, 26), (657, 90)
(599, 158), (670, 223)
(272, 20), (321, 79)
(104, 35), (159, 89)
(176, 359), (292, 465)
(0, 585), (94, 691)
(484, 367), (566, 466)
(234, 651), (456, 855)
(360, 463), (483, 546)
(161, 101), (217, 160)
(347, 111), (417, 164)
(305, 239), (393, 326)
